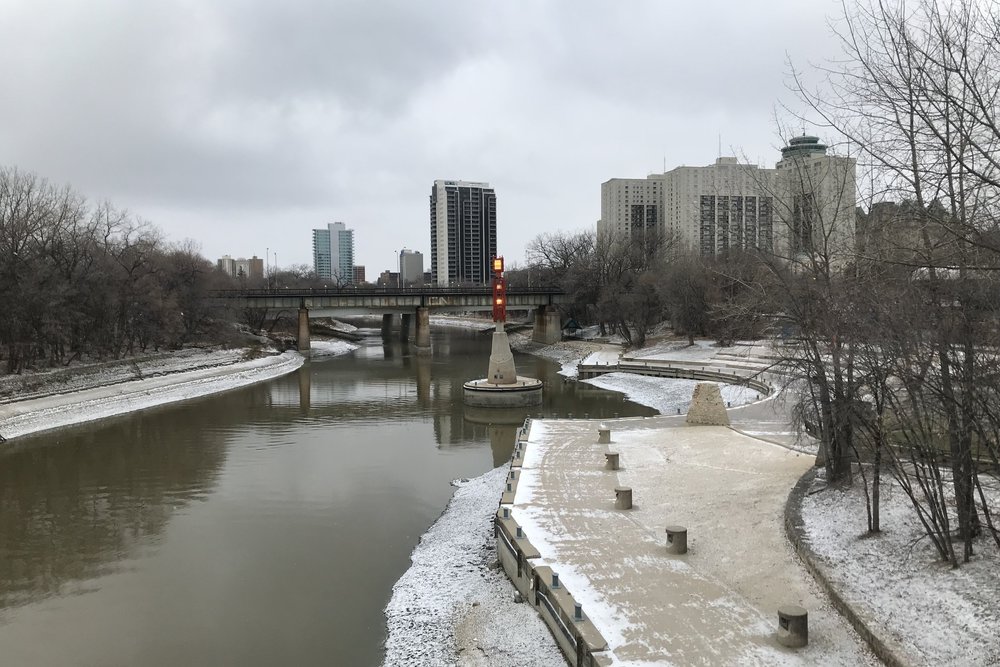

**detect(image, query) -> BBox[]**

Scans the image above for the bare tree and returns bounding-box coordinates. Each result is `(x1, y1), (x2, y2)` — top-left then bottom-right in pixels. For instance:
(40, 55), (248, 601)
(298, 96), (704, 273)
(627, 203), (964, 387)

(786, 0), (1000, 562)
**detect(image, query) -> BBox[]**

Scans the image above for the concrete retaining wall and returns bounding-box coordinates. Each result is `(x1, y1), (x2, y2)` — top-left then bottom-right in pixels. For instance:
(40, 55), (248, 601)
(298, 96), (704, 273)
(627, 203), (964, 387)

(784, 469), (911, 667)
(577, 362), (772, 397)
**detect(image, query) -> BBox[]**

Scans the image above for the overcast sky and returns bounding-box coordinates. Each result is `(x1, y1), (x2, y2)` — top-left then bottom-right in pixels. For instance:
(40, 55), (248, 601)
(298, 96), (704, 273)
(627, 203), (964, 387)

(0, 0), (846, 276)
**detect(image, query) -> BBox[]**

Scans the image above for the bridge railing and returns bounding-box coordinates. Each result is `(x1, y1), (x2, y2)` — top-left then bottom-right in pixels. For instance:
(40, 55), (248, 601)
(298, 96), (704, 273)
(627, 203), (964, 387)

(210, 285), (565, 298)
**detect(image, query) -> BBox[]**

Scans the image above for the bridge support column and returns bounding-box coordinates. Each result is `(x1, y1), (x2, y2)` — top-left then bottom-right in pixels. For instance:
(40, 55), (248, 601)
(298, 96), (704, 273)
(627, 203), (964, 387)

(381, 313), (394, 340)
(400, 312), (412, 342)
(414, 307), (431, 353)
(532, 305), (562, 345)
(297, 307), (311, 353)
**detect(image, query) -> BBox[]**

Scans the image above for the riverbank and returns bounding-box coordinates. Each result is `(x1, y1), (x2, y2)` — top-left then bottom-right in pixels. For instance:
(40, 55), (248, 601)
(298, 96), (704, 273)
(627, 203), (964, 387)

(0, 340), (357, 442)
(502, 335), (997, 664)
(382, 466), (565, 667)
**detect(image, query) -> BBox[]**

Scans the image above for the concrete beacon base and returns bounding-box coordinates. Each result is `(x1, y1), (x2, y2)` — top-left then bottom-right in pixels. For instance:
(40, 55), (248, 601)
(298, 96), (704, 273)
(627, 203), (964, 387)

(462, 377), (543, 407)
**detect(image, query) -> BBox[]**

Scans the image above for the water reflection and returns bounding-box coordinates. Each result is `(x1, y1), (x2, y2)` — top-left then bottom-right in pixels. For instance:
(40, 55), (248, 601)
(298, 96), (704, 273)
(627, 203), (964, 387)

(0, 396), (234, 611)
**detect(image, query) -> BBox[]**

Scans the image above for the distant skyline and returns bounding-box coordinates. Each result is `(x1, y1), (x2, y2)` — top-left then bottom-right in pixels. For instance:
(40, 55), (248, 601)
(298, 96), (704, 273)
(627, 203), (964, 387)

(0, 0), (846, 276)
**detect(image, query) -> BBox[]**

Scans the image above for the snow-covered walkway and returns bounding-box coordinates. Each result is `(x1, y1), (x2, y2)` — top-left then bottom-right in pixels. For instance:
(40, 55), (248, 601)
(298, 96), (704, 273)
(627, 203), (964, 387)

(510, 416), (878, 665)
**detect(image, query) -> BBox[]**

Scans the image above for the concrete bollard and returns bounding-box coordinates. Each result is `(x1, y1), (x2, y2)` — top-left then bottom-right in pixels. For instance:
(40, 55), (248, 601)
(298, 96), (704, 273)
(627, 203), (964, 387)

(605, 452), (620, 471)
(665, 526), (688, 554)
(516, 526), (523, 538)
(777, 605), (808, 648)
(574, 603), (583, 621)
(598, 424), (611, 444)
(614, 486), (633, 510)
(551, 572), (560, 589)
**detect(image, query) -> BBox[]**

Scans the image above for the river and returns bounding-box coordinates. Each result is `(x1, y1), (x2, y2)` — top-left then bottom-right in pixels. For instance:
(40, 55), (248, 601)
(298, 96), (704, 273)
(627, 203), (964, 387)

(0, 327), (654, 666)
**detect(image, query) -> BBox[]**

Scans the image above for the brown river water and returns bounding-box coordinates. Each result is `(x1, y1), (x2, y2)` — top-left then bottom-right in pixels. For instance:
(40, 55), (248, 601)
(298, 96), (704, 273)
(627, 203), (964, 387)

(0, 328), (653, 666)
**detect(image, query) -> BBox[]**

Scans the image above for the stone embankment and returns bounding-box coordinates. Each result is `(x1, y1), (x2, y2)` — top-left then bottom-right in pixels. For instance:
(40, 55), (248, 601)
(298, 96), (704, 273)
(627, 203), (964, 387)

(0, 348), (304, 442)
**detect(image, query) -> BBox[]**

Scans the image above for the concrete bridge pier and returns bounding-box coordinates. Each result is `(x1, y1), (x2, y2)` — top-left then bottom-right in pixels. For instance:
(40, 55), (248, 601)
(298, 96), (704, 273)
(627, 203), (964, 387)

(414, 307), (431, 353)
(400, 313), (412, 342)
(381, 313), (394, 340)
(297, 306), (311, 353)
(532, 305), (562, 345)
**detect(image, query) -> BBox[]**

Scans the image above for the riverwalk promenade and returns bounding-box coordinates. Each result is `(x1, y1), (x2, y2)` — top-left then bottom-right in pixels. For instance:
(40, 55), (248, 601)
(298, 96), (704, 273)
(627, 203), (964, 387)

(497, 350), (879, 665)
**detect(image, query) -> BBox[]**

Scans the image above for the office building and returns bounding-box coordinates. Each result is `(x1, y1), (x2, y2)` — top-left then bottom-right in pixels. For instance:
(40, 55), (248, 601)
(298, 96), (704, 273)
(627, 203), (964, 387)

(598, 137), (855, 259)
(600, 158), (775, 254)
(430, 180), (497, 285)
(353, 266), (366, 284)
(217, 255), (264, 280)
(377, 270), (399, 287)
(399, 249), (424, 286)
(313, 222), (355, 283)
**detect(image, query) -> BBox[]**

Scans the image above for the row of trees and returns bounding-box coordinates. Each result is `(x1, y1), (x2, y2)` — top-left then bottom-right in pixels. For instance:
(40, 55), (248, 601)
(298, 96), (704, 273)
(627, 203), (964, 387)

(793, 0), (1000, 566)
(524, 0), (1000, 567)
(0, 167), (235, 373)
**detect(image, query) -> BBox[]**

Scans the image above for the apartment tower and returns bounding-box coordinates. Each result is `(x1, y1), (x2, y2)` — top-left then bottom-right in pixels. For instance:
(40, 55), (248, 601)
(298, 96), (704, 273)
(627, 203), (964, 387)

(429, 180), (497, 285)
(312, 221), (355, 283)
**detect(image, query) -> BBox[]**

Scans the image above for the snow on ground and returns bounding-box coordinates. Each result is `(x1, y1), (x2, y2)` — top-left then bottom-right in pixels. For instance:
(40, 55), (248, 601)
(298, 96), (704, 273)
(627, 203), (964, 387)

(382, 466), (564, 667)
(581, 349), (621, 366)
(624, 339), (720, 361)
(801, 478), (1000, 665)
(0, 347), (250, 402)
(309, 339), (359, 357)
(0, 350), (307, 441)
(429, 315), (496, 331)
(582, 372), (759, 415)
(510, 336), (621, 379)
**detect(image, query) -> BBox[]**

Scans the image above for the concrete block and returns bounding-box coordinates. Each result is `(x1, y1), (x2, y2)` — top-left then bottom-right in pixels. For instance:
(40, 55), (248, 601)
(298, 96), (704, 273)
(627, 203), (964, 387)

(614, 486), (632, 510)
(605, 452), (620, 471)
(777, 605), (808, 648)
(665, 525), (688, 554)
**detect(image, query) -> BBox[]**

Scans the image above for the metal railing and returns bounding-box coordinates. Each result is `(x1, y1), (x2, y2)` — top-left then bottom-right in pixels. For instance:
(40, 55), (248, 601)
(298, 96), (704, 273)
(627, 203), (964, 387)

(497, 521), (518, 558)
(211, 285), (564, 298)
(536, 588), (578, 652)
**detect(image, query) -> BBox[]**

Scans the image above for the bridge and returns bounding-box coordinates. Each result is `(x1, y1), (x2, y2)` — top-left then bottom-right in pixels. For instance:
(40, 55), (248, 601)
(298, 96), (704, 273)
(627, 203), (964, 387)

(211, 285), (569, 352)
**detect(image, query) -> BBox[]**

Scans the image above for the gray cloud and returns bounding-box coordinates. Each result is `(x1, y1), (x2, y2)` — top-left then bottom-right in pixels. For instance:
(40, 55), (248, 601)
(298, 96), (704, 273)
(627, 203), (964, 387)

(0, 0), (846, 273)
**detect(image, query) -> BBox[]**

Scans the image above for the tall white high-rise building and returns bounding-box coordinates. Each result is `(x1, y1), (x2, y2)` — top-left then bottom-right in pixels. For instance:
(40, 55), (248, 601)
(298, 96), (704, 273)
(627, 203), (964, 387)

(430, 180), (497, 285)
(598, 137), (855, 260)
(772, 136), (857, 258)
(312, 221), (355, 283)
